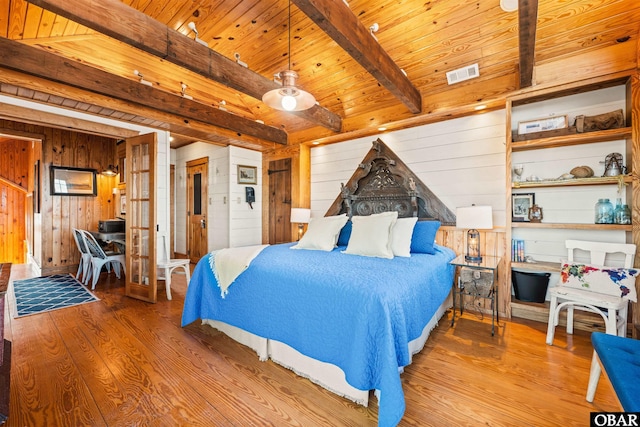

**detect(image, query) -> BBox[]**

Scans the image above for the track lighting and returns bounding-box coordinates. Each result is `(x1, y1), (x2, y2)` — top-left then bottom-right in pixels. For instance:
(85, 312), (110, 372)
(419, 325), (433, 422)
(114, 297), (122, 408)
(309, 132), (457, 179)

(133, 70), (152, 86)
(234, 53), (248, 68)
(180, 83), (193, 100)
(369, 23), (379, 41)
(187, 22), (208, 46)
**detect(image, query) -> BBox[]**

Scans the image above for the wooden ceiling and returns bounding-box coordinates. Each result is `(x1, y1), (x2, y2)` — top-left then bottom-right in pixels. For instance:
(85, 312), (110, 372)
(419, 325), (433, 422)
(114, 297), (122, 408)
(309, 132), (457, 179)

(0, 0), (638, 150)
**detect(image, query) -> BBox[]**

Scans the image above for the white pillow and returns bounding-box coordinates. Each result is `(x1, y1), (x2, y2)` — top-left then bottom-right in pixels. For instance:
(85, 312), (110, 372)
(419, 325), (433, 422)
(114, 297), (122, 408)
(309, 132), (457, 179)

(290, 214), (348, 251)
(390, 217), (418, 257)
(343, 211), (398, 259)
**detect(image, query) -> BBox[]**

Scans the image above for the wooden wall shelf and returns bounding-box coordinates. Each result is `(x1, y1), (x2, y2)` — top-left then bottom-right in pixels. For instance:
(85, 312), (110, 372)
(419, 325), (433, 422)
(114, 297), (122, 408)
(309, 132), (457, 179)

(511, 127), (631, 152)
(512, 261), (561, 273)
(512, 175), (631, 189)
(511, 222), (632, 231)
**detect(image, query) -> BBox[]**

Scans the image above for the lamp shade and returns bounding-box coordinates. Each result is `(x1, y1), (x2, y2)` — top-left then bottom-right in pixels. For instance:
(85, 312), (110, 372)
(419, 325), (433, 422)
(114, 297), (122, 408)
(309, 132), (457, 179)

(262, 70), (316, 111)
(456, 205), (493, 230)
(102, 164), (118, 176)
(290, 208), (311, 224)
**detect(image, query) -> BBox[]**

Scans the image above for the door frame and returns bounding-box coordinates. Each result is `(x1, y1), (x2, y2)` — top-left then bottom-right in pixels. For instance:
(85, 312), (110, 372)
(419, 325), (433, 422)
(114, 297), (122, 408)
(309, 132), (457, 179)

(262, 145), (311, 244)
(125, 133), (157, 303)
(186, 157), (208, 263)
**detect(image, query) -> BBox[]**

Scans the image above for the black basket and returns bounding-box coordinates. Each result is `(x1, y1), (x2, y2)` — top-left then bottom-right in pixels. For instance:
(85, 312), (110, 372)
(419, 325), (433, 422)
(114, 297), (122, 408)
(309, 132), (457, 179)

(512, 270), (551, 303)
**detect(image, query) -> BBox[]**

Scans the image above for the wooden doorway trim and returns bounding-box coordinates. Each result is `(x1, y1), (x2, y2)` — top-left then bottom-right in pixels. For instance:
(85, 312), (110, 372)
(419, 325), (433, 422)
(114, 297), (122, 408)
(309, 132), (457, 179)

(262, 145), (310, 244)
(170, 164), (175, 257)
(268, 158), (292, 244)
(125, 133), (157, 303)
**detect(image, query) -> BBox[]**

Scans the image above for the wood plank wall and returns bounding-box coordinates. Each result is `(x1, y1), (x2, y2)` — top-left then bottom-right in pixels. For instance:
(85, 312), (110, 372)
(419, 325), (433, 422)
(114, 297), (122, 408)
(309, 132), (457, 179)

(437, 226), (508, 317)
(0, 138), (31, 264)
(0, 119), (117, 274)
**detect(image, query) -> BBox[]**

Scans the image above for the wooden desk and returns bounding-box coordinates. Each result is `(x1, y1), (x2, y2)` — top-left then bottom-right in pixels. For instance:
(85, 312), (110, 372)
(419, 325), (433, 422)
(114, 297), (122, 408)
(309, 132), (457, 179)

(90, 231), (125, 254)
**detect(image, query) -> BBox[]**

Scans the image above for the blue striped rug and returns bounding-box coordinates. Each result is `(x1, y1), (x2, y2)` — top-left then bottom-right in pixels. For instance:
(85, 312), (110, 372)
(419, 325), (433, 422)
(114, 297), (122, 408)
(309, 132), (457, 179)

(12, 274), (99, 317)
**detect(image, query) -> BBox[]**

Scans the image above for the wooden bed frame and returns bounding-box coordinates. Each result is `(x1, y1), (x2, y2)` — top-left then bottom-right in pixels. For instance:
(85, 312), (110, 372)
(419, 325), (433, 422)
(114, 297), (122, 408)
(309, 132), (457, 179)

(325, 138), (455, 224)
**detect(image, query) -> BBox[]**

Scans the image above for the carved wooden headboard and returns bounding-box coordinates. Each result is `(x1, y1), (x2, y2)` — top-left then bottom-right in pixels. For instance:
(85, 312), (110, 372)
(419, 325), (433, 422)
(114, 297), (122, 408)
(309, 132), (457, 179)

(325, 139), (456, 225)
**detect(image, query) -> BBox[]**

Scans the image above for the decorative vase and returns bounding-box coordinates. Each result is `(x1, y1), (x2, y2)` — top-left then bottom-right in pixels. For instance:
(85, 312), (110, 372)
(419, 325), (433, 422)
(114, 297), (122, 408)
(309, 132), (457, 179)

(595, 198), (614, 224)
(528, 204), (543, 223)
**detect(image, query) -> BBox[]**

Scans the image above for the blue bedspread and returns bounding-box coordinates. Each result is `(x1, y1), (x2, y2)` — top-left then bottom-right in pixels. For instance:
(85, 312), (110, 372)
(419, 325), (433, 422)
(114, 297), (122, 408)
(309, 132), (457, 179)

(182, 243), (455, 426)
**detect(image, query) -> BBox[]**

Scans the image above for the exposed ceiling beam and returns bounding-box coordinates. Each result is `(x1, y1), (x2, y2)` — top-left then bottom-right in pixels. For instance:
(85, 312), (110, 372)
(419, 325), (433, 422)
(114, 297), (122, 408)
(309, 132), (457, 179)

(293, 0), (422, 114)
(518, 0), (538, 88)
(0, 68), (278, 151)
(0, 37), (288, 145)
(27, 0), (342, 133)
(0, 103), (139, 139)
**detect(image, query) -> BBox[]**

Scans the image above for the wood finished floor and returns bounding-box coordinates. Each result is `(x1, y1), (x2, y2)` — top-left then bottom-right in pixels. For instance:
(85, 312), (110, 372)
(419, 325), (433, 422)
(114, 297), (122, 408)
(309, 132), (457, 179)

(3, 264), (618, 426)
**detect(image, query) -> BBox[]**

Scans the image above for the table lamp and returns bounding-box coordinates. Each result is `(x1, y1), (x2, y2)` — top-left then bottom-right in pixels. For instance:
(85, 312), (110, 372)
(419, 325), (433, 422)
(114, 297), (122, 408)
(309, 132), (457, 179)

(456, 205), (493, 263)
(290, 208), (311, 241)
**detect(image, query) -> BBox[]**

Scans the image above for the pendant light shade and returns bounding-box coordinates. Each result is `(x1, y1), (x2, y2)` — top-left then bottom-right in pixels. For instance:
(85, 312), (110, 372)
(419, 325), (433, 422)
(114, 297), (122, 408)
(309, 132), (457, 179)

(262, 70), (316, 111)
(262, 1), (316, 112)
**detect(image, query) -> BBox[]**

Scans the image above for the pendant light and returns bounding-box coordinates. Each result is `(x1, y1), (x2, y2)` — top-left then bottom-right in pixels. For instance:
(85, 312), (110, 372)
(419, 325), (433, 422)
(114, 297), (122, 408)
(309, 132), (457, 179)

(262, 1), (316, 111)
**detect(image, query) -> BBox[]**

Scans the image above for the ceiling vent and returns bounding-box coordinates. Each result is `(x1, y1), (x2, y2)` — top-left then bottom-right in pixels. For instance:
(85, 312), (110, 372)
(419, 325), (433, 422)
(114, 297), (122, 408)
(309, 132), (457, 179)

(446, 63), (480, 85)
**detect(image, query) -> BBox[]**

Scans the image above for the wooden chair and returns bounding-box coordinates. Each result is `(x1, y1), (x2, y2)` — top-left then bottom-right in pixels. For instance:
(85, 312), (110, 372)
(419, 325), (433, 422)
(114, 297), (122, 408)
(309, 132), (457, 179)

(72, 228), (93, 286)
(81, 230), (126, 290)
(157, 234), (190, 300)
(546, 240), (637, 345)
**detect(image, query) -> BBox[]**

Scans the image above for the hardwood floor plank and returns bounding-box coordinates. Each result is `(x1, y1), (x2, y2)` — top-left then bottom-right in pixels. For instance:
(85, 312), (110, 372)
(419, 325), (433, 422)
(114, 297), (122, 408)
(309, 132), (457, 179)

(51, 297), (233, 426)
(8, 312), (106, 426)
(98, 281), (375, 426)
(3, 266), (620, 426)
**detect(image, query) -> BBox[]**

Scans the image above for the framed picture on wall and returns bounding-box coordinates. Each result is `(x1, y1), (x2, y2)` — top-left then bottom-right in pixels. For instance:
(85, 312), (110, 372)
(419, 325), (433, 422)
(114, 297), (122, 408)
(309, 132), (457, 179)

(512, 193), (535, 222)
(50, 165), (97, 196)
(237, 165), (257, 184)
(120, 192), (126, 215)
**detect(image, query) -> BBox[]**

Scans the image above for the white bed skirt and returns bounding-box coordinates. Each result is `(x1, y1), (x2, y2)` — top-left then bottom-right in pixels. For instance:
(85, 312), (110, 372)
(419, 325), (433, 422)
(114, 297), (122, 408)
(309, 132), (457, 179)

(202, 294), (451, 406)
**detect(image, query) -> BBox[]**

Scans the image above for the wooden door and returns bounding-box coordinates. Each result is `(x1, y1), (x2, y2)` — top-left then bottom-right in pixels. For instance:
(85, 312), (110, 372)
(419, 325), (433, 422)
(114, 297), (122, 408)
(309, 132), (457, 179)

(125, 133), (157, 303)
(170, 164), (175, 257)
(268, 158), (292, 244)
(187, 158), (208, 264)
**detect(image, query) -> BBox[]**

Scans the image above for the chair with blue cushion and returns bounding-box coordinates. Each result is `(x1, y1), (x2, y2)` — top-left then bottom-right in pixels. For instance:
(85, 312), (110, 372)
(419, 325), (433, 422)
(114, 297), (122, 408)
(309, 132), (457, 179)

(587, 331), (640, 411)
(546, 240), (637, 345)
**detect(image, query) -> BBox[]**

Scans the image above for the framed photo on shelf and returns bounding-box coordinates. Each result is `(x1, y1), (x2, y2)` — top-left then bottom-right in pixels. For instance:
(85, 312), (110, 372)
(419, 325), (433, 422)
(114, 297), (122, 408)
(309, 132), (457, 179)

(237, 165), (257, 184)
(512, 193), (535, 222)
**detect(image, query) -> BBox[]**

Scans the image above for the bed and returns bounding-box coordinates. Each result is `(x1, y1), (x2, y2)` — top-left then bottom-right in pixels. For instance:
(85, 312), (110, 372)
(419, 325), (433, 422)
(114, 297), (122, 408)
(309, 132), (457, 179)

(181, 139), (457, 426)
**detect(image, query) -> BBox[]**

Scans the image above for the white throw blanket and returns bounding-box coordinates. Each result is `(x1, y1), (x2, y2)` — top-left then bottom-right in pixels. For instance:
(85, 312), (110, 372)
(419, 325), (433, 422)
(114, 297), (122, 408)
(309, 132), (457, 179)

(208, 244), (268, 297)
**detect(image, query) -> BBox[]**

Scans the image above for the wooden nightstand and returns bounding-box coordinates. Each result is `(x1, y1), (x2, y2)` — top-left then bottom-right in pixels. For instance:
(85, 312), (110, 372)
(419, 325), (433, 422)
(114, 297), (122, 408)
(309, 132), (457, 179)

(450, 254), (501, 335)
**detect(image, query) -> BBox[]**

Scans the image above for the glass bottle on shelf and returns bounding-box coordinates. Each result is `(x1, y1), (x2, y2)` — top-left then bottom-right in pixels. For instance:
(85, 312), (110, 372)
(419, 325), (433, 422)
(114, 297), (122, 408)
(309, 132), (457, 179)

(614, 198), (623, 224)
(615, 203), (632, 225)
(595, 198), (614, 224)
